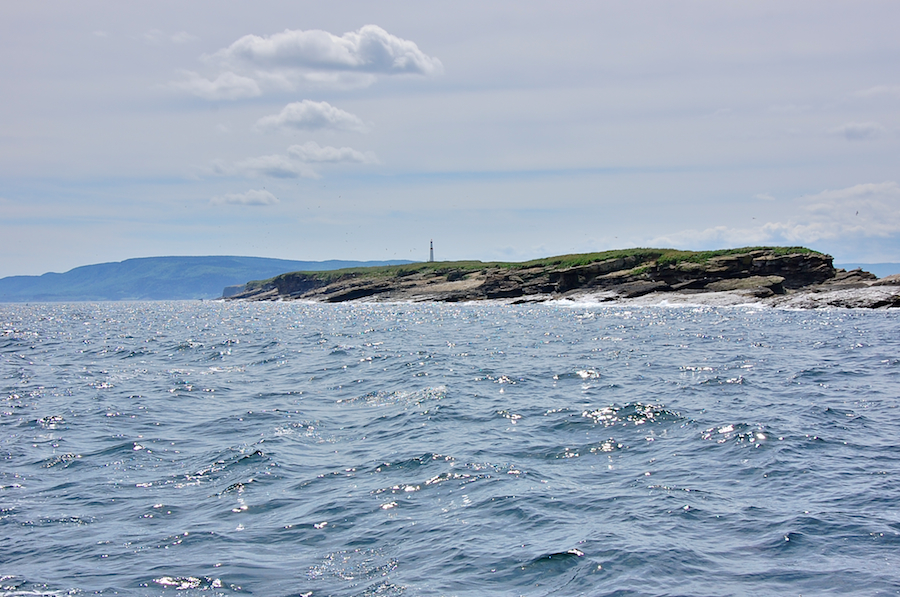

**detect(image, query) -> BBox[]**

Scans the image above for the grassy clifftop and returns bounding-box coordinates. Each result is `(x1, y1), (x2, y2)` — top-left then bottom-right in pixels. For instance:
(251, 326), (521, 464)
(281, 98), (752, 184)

(245, 247), (822, 287)
(236, 246), (832, 302)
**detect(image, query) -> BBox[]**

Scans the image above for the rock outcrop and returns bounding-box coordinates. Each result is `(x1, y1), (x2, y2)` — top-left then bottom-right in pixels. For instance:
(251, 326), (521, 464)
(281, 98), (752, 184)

(224, 247), (899, 308)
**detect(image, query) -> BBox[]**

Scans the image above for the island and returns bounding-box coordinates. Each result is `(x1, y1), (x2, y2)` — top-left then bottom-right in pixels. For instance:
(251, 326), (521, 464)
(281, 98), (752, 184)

(225, 247), (900, 309)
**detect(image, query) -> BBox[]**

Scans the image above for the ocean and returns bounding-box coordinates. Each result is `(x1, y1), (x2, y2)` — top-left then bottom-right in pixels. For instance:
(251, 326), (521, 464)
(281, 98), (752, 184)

(2, 300), (899, 596)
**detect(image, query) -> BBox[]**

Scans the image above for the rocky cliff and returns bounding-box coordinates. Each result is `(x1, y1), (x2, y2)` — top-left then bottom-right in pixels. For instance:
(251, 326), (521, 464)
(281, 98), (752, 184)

(224, 247), (900, 308)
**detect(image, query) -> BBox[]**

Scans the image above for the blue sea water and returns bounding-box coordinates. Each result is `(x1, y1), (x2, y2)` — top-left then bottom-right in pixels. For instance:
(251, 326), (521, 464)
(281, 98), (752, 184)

(1, 300), (899, 597)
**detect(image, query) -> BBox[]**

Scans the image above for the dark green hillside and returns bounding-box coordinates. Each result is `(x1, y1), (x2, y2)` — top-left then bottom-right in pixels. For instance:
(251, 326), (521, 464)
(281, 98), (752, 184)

(0, 256), (414, 302)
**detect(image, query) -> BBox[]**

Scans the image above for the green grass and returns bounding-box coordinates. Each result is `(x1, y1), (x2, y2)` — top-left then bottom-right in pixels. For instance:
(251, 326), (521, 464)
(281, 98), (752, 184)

(246, 246), (825, 288)
(655, 246), (819, 266)
(514, 248), (667, 269)
(245, 261), (487, 289)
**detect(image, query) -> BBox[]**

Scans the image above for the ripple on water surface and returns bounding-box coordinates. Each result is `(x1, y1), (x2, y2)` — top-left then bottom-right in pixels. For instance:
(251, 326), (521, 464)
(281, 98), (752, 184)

(1, 302), (899, 596)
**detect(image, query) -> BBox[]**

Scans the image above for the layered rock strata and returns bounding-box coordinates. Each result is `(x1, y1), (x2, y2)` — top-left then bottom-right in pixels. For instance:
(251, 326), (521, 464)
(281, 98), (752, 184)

(225, 249), (899, 308)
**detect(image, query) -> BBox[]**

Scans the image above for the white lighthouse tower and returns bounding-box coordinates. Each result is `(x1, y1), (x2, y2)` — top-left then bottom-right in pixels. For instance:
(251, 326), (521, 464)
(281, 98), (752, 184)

(429, 240), (434, 262)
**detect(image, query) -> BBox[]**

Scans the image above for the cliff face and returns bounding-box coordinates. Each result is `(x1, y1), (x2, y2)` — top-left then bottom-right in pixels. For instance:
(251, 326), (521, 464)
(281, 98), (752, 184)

(224, 248), (900, 307)
(553, 250), (836, 294)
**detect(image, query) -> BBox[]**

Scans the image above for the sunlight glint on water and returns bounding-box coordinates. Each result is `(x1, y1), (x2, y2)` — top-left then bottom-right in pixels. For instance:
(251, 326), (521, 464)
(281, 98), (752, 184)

(1, 301), (899, 596)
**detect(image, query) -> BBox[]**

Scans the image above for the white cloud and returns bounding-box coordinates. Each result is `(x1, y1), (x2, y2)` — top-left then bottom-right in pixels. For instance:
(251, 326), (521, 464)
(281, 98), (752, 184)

(143, 29), (167, 44)
(754, 192), (776, 201)
(828, 121), (885, 140)
(854, 85), (900, 99)
(651, 182), (900, 250)
(171, 71), (261, 100)
(799, 181), (900, 237)
(210, 189), (279, 206)
(256, 100), (367, 133)
(171, 31), (199, 45)
(235, 154), (318, 179)
(648, 226), (773, 251)
(229, 142), (377, 180)
(172, 25), (440, 99)
(287, 141), (375, 163)
(213, 25), (443, 76)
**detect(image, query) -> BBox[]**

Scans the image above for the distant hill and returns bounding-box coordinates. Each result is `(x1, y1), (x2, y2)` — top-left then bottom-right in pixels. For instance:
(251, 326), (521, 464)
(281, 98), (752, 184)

(835, 263), (900, 278)
(0, 256), (415, 302)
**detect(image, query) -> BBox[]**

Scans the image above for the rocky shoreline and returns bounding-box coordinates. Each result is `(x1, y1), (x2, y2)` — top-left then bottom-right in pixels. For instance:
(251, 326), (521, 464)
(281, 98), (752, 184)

(226, 248), (900, 309)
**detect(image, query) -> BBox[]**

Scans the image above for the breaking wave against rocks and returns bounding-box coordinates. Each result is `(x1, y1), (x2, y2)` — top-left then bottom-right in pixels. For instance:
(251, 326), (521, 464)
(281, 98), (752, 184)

(2, 301), (899, 596)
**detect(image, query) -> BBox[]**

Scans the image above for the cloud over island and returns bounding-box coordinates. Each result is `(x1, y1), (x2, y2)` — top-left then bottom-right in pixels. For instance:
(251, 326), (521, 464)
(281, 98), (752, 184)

(650, 182), (900, 253)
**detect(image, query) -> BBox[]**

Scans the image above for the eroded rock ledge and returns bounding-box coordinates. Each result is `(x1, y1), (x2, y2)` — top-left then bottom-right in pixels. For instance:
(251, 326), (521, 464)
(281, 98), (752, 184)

(226, 248), (900, 309)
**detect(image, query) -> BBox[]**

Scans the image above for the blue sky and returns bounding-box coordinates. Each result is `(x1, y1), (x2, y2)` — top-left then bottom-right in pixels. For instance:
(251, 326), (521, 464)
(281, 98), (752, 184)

(2, 1), (899, 277)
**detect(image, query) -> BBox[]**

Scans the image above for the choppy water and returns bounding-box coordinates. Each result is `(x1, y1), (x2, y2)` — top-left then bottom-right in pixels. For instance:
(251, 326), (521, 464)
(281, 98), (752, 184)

(2, 301), (899, 597)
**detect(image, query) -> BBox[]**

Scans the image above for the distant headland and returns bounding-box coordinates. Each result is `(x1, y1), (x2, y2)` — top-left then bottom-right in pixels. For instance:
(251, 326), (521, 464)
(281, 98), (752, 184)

(227, 247), (900, 309)
(0, 256), (414, 302)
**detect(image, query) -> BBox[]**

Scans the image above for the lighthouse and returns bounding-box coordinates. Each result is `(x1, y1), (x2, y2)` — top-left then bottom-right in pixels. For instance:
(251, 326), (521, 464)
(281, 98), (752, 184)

(429, 240), (434, 262)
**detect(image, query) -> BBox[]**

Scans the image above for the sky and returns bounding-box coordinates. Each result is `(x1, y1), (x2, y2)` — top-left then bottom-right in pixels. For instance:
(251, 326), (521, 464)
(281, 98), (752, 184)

(2, 1), (899, 277)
